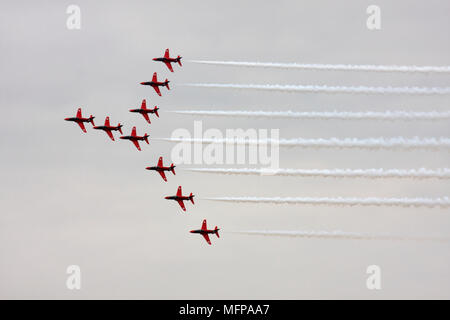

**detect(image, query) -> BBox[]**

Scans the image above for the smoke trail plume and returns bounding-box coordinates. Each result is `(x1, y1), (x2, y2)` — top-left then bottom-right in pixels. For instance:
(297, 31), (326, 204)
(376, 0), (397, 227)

(170, 110), (450, 121)
(204, 197), (450, 208)
(230, 230), (450, 242)
(190, 60), (450, 73)
(184, 83), (450, 95)
(186, 168), (450, 179)
(156, 137), (450, 150)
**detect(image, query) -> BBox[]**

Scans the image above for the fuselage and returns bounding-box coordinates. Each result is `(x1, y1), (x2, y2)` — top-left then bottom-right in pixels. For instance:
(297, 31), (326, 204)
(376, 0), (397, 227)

(130, 108), (158, 114)
(190, 229), (217, 234)
(94, 125), (121, 131)
(165, 195), (190, 201)
(140, 80), (168, 87)
(65, 117), (90, 123)
(146, 166), (172, 172)
(153, 57), (179, 63)
(120, 135), (146, 141)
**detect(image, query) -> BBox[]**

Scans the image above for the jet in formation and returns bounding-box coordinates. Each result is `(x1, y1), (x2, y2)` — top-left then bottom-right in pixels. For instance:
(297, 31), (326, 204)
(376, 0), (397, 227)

(140, 72), (170, 97)
(129, 99), (159, 124)
(65, 108), (95, 133)
(165, 186), (194, 212)
(153, 48), (182, 73)
(146, 157), (176, 182)
(190, 219), (220, 245)
(120, 126), (149, 151)
(93, 116), (123, 141)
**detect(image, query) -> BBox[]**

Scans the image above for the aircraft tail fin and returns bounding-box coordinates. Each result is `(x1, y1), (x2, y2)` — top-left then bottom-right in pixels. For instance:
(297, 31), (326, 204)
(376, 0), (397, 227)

(165, 80), (170, 90)
(215, 227), (220, 238)
(144, 134), (149, 144)
(177, 56), (182, 66)
(190, 193), (195, 204)
(89, 116), (95, 126)
(170, 164), (176, 175)
(154, 107), (159, 118)
(118, 124), (123, 135)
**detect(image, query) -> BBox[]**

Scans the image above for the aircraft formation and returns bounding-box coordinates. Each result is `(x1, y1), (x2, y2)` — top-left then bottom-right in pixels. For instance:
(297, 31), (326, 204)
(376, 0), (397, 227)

(65, 49), (219, 246)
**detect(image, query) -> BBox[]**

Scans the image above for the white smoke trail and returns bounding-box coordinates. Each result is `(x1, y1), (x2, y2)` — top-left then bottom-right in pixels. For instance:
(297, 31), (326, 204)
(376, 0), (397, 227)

(186, 167), (450, 179)
(156, 137), (450, 150)
(230, 230), (450, 242)
(169, 110), (450, 121)
(204, 197), (450, 208)
(184, 83), (450, 95)
(190, 60), (450, 73)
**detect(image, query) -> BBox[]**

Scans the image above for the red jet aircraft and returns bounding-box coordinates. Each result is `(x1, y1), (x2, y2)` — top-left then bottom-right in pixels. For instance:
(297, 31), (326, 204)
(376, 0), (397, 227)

(129, 99), (159, 124)
(93, 116), (123, 141)
(64, 108), (95, 133)
(190, 219), (220, 245)
(140, 72), (170, 97)
(145, 157), (176, 182)
(165, 186), (194, 212)
(119, 126), (149, 151)
(152, 48), (182, 72)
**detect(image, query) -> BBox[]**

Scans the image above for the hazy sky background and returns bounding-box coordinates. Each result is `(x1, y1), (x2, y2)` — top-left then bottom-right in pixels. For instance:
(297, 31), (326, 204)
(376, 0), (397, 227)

(1, 0), (450, 299)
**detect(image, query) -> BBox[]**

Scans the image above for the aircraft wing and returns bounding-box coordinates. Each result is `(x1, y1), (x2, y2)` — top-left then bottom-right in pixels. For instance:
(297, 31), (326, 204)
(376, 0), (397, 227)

(164, 61), (174, 72)
(132, 140), (141, 151)
(201, 233), (211, 245)
(164, 49), (170, 58)
(77, 121), (87, 133)
(177, 200), (186, 211)
(76, 108), (82, 118)
(141, 99), (147, 109)
(158, 170), (167, 182)
(142, 113), (151, 124)
(157, 157), (163, 167)
(152, 85), (161, 96)
(201, 219), (207, 231)
(105, 129), (114, 141)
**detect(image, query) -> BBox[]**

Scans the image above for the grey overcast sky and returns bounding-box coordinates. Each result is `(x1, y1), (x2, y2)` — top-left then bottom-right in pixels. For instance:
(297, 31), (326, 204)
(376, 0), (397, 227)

(1, 0), (449, 299)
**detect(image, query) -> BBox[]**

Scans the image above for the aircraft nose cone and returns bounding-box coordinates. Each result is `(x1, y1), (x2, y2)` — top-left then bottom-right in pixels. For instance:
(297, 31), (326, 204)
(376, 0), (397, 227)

(189, 230), (195, 233)
(145, 167), (150, 170)
(140, 82), (145, 85)
(152, 58), (157, 61)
